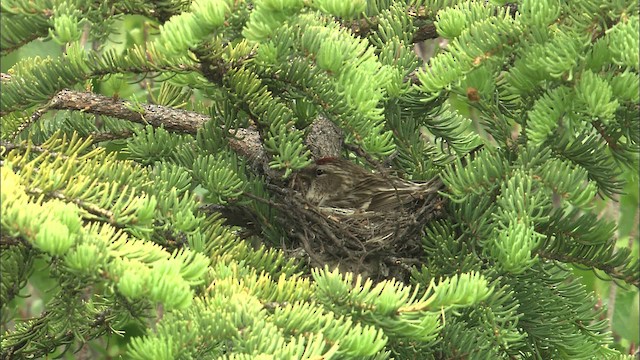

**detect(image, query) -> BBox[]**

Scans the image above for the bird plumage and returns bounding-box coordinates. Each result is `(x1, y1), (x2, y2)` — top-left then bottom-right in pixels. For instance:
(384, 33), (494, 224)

(296, 157), (442, 212)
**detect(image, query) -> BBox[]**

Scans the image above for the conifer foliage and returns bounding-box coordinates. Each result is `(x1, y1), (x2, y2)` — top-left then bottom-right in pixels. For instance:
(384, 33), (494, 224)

(1, 0), (638, 359)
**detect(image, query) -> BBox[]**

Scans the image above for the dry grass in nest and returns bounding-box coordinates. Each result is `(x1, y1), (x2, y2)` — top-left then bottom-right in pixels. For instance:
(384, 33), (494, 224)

(268, 185), (446, 282)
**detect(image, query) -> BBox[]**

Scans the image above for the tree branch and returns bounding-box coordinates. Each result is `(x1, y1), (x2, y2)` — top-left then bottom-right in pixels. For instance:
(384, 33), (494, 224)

(4, 86), (347, 177)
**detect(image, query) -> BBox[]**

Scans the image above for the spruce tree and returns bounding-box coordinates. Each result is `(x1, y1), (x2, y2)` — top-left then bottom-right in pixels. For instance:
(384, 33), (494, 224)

(1, 0), (638, 358)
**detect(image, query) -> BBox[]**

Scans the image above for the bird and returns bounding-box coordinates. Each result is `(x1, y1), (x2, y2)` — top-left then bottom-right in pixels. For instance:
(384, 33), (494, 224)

(286, 157), (445, 281)
(294, 157), (443, 213)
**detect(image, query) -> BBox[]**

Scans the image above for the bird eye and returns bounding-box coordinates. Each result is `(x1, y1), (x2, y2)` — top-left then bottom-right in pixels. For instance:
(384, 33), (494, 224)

(316, 168), (324, 176)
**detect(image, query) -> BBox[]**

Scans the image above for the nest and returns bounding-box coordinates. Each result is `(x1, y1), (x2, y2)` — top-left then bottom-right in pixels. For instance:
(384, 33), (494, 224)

(268, 183), (446, 282)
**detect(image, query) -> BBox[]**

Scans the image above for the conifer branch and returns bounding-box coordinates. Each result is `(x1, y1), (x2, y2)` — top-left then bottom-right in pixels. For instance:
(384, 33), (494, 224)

(7, 87), (347, 175)
(538, 250), (639, 287)
(5, 87), (276, 169)
(47, 89), (208, 133)
(1, 0), (637, 357)
(28, 187), (118, 226)
(0, 233), (30, 249)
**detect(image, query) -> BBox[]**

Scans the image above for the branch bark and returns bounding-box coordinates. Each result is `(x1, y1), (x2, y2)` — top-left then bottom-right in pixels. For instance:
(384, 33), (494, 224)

(4, 85), (345, 177)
